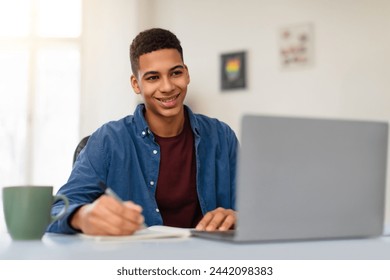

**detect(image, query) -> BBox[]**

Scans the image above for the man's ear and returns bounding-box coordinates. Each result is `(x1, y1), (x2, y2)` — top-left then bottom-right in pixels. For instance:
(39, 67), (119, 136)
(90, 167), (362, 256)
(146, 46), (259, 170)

(130, 75), (141, 94)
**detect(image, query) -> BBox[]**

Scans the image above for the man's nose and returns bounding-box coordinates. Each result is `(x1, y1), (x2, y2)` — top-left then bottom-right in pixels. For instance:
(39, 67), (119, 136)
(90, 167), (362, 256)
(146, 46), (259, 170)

(159, 76), (175, 92)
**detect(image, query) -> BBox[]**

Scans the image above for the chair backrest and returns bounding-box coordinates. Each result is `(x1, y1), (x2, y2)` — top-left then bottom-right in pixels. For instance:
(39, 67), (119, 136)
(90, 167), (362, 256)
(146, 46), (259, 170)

(73, 135), (90, 165)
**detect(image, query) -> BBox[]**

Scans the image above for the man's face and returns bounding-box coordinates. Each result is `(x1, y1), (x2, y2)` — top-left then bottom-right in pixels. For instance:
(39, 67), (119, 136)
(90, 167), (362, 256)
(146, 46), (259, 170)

(131, 48), (190, 121)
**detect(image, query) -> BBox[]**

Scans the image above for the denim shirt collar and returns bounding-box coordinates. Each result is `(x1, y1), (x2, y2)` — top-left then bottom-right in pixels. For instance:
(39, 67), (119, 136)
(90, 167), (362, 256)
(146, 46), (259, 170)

(133, 103), (200, 138)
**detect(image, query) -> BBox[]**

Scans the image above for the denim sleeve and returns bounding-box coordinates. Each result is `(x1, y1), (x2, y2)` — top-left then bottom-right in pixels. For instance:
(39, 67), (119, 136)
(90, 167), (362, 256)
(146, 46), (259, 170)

(222, 122), (239, 209)
(48, 204), (83, 234)
(229, 128), (239, 209)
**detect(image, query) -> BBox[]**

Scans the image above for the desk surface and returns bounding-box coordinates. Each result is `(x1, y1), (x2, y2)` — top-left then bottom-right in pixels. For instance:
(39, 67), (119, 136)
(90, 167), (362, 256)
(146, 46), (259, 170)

(1, 232), (390, 260)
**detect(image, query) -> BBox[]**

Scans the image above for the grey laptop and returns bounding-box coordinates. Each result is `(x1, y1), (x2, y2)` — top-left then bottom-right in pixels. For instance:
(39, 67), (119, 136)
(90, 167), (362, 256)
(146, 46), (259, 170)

(192, 114), (388, 242)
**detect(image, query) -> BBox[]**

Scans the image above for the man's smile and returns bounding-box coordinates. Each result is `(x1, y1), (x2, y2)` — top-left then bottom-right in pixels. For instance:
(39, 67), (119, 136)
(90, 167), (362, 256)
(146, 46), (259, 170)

(155, 93), (180, 104)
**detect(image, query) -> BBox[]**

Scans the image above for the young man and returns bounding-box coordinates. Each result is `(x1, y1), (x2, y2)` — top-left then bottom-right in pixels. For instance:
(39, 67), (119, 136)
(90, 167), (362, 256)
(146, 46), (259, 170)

(47, 28), (238, 236)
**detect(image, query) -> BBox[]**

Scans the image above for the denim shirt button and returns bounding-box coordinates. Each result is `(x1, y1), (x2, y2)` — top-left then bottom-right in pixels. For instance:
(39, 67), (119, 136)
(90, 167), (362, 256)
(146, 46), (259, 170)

(156, 208), (160, 212)
(153, 150), (158, 155)
(150, 181), (154, 186)
(141, 131), (146, 136)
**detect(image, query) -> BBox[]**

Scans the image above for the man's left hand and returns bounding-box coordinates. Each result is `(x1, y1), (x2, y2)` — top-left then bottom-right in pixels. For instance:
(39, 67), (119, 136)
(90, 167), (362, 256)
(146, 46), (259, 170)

(195, 207), (236, 231)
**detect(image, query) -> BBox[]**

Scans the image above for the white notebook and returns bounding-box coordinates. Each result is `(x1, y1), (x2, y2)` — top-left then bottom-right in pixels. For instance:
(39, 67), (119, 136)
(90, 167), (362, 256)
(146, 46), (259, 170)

(79, 225), (192, 241)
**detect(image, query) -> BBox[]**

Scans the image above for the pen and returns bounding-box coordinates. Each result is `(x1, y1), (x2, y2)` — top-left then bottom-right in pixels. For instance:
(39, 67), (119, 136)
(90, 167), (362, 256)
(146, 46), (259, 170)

(98, 181), (146, 228)
(99, 181), (123, 202)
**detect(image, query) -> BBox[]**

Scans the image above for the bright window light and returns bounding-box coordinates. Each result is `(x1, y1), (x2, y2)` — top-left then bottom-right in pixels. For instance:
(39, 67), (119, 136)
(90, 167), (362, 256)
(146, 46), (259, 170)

(0, 0), (32, 37)
(33, 47), (80, 188)
(0, 0), (82, 233)
(37, 0), (81, 37)
(0, 50), (29, 186)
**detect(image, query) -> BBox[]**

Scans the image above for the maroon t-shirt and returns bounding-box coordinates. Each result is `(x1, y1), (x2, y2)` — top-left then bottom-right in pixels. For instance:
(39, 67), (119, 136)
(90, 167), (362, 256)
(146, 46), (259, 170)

(154, 112), (203, 228)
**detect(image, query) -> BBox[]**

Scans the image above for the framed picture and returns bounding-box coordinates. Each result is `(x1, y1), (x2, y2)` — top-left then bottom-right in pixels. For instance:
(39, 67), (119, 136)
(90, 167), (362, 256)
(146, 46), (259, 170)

(279, 23), (314, 69)
(220, 51), (247, 91)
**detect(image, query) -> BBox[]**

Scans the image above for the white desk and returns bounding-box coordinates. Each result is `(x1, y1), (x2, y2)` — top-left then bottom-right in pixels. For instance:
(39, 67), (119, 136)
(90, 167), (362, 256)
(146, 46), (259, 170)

(1, 232), (390, 260)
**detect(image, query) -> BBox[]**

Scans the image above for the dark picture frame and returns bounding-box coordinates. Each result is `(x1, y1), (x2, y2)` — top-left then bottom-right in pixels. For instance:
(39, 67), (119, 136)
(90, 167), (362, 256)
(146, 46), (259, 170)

(220, 51), (247, 91)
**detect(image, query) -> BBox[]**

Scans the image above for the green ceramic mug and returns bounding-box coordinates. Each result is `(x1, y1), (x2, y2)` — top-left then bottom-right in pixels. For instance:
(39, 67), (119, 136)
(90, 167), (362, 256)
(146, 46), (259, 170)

(2, 186), (69, 240)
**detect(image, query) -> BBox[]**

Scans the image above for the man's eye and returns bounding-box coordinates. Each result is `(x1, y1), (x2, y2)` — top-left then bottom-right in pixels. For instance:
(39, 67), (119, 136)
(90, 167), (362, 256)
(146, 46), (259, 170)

(146, 76), (158, 81)
(172, 71), (183, 76)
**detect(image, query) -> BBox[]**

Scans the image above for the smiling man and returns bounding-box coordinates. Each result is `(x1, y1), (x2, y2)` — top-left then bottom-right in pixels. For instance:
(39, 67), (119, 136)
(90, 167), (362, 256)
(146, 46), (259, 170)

(47, 28), (239, 236)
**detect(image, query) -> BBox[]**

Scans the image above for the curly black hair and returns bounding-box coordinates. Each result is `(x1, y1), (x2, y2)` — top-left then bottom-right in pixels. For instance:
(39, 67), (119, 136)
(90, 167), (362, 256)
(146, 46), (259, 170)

(129, 28), (184, 75)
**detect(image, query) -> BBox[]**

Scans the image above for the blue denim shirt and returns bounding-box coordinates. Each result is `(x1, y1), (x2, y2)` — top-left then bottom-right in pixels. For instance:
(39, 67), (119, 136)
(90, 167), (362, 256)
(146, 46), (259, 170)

(47, 104), (239, 233)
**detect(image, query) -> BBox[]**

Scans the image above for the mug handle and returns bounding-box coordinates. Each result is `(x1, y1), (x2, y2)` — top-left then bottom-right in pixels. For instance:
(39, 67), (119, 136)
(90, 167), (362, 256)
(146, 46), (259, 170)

(51, 195), (69, 222)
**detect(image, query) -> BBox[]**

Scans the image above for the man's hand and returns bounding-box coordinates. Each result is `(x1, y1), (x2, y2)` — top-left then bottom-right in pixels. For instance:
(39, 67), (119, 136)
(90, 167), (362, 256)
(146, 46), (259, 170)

(70, 195), (145, 236)
(195, 207), (236, 231)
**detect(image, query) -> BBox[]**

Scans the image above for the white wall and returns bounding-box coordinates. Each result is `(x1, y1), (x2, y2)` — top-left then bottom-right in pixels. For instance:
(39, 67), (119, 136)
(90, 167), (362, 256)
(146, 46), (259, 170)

(82, 0), (390, 225)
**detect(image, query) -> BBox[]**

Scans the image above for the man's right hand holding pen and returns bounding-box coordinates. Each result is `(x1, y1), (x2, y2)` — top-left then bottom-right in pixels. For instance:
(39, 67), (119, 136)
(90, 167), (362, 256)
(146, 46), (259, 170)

(70, 183), (145, 236)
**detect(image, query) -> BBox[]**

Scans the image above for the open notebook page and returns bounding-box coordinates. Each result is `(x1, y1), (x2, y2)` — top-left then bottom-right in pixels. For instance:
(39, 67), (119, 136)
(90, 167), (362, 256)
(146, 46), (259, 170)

(79, 225), (192, 241)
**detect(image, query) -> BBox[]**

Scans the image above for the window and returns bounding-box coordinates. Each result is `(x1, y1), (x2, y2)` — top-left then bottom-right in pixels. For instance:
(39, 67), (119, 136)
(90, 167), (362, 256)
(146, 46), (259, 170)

(0, 0), (82, 227)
